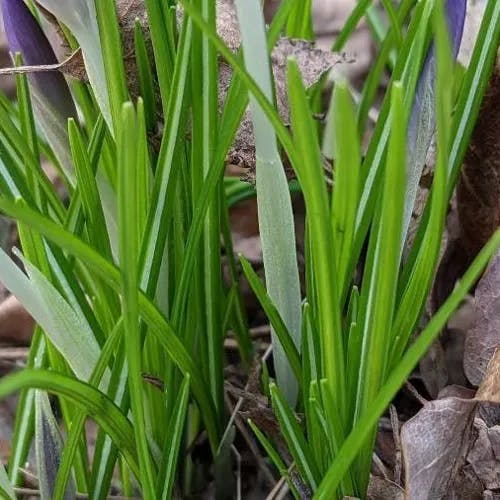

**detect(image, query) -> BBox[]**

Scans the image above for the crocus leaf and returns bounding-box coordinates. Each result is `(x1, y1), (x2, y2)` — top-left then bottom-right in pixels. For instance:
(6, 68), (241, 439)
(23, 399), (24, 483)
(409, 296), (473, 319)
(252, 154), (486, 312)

(0, 463), (15, 500)
(0, 246), (102, 381)
(35, 391), (76, 500)
(35, 0), (111, 127)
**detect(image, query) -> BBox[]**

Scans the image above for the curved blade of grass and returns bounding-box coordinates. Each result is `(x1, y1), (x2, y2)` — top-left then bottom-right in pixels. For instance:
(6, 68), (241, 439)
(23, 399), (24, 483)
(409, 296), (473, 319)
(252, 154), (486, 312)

(315, 230), (500, 499)
(0, 247), (101, 381)
(0, 369), (139, 478)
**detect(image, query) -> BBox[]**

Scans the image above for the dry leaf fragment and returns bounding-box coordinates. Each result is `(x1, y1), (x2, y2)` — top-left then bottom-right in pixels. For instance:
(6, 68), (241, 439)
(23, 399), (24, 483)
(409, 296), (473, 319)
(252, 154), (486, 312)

(403, 345), (500, 500)
(464, 250), (500, 386)
(367, 476), (404, 500)
(475, 348), (500, 404)
(401, 397), (478, 500)
(467, 420), (500, 491)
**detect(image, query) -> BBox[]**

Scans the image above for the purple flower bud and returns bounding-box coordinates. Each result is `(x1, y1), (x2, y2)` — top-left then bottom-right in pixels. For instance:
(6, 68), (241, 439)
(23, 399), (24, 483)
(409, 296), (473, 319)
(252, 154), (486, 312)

(1, 0), (77, 122)
(404, 0), (467, 242)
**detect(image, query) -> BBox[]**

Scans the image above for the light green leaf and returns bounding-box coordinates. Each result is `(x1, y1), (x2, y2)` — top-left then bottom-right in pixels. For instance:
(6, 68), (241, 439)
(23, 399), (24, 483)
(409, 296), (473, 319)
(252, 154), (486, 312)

(0, 463), (15, 500)
(36, 0), (111, 127)
(0, 246), (102, 381)
(234, 0), (302, 405)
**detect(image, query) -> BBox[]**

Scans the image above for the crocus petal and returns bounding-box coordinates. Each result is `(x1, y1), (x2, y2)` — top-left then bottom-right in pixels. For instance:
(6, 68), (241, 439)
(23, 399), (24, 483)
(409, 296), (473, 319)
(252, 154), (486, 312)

(35, 0), (112, 128)
(403, 0), (467, 248)
(1, 0), (78, 176)
(2, 0), (76, 122)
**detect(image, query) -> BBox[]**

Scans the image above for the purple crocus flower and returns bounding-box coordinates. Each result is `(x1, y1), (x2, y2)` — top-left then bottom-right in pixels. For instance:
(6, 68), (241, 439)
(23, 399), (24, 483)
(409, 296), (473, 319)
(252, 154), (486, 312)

(403, 0), (467, 246)
(1, 0), (77, 177)
(1, 0), (77, 122)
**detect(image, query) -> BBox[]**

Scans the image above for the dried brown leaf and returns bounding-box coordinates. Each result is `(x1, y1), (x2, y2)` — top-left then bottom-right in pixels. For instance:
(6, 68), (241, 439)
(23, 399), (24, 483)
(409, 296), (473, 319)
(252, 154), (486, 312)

(401, 397), (478, 500)
(419, 341), (448, 398)
(476, 348), (500, 404)
(465, 251), (500, 386)
(367, 476), (404, 500)
(467, 420), (500, 490)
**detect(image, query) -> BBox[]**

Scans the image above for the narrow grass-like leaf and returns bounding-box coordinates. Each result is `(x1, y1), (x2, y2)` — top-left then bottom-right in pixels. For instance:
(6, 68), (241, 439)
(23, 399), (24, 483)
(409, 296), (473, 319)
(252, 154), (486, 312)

(329, 79), (361, 290)
(356, 81), (406, 405)
(354, 82), (406, 488)
(7, 330), (44, 484)
(234, 0), (302, 404)
(118, 102), (156, 497)
(270, 383), (320, 491)
(240, 256), (301, 382)
(357, 0), (415, 135)
(0, 369), (140, 478)
(390, 1), (453, 363)
(157, 375), (190, 500)
(0, 198), (221, 452)
(314, 230), (500, 499)
(68, 118), (112, 259)
(248, 419), (287, 476)
(286, 0), (313, 40)
(53, 319), (123, 500)
(0, 463), (15, 500)
(139, 14), (192, 297)
(287, 58), (346, 428)
(94, 0), (129, 132)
